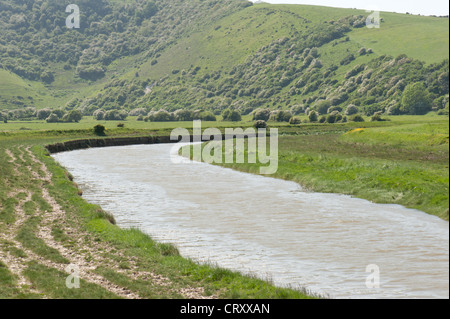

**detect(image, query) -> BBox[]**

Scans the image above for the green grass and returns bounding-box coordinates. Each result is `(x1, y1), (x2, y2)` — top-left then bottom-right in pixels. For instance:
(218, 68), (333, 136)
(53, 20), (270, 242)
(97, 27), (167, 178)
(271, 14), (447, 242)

(350, 12), (449, 64)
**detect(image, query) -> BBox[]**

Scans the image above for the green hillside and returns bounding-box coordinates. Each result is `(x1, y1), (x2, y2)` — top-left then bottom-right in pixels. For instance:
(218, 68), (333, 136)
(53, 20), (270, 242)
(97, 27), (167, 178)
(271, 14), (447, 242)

(0, 0), (448, 120)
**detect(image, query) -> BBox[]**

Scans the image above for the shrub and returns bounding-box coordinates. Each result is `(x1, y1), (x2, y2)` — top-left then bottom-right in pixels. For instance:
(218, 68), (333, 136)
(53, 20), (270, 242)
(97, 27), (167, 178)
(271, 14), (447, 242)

(254, 120), (267, 129)
(63, 110), (83, 123)
(401, 82), (432, 115)
(128, 108), (148, 116)
(149, 110), (173, 122)
(197, 111), (216, 122)
(349, 114), (365, 122)
(272, 110), (293, 122)
(117, 123), (125, 128)
(94, 124), (106, 136)
(290, 104), (306, 115)
(222, 109), (242, 122)
(319, 116), (327, 123)
(174, 109), (193, 121)
(46, 114), (60, 123)
(314, 100), (331, 115)
(93, 109), (105, 120)
(36, 108), (52, 120)
(345, 104), (359, 116)
(105, 110), (128, 121)
(252, 108), (271, 121)
(289, 117), (302, 125)
(308, 110), (319, 122)
(326, 111), (342, 123)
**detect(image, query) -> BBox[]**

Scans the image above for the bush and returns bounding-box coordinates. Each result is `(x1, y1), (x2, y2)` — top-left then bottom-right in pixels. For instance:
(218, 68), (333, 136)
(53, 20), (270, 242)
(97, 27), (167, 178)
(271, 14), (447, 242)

(63, 110), (83, 123)
(36, 108), (52, 120)
(401, 82), (432, 115)
(326, 111), (342, 123)
(128, 108), (148, 117)
(289, 117), (302, 125)
(197, 111), (216, 122)
(105, 110), (128, 121)
(272, 110), (293, 122)
(117, 123), (125, 128)
(46, 114), (60, 123)
(290, 104), (306, 115)
(94, 124), (106, 136)
(252, 108), (271, 121)
(149, 110), (173, 122)
(254, 120), (268, 129)
(93, 109), (105, 120)
(174, 109), (193, 121)
(222, 109), (242, 122)
(0, 112), (8, 123)
(345, 104), (359, 116)
(308, 110), (319, 122)
(349, 114), (365, 122)
(314, 100), (331, 115)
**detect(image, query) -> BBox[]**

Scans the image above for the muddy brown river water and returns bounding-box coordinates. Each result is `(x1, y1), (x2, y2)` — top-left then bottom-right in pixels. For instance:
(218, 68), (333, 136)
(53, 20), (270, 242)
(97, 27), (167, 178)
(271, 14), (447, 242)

(52, 143), (449, 299)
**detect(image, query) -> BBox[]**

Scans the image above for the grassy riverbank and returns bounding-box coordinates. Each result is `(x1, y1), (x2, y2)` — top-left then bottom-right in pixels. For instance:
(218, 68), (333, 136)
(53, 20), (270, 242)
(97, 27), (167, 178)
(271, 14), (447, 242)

(185, 115), (449, 220)
(0, 128), (314, 299)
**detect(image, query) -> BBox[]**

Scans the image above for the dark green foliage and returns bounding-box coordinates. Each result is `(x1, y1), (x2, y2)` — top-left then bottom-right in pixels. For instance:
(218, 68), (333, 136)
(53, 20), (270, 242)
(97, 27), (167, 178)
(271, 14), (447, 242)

(349, 114), (365, 122)
(222, 109), (242, 122)
(289, 116), (302, 125)
(94, 124), (106, 135)
(308, 110), (319, 122)
(254, 120), (267, 129)
(315, 100), (331, 115)
(253, 108), (271, 121)
(272, 110), (293, 122)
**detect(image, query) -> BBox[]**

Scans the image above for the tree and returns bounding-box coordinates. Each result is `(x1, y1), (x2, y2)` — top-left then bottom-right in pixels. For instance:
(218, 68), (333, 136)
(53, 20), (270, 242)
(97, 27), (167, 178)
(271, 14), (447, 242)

(46, 113), (60, 123)
(308, 110), (319, 122)
(37, 108), (52, 120)
(401, 82), (432, 115)
(222, 109), (242, 122)
(252, 108), (271, 121)
(315, 100), (331, 115)
(63, 110), (83, 123)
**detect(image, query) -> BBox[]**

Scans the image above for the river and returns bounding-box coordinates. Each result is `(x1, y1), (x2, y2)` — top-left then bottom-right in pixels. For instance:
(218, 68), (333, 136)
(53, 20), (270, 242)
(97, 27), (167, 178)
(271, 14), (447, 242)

(52, 143), (449, 299)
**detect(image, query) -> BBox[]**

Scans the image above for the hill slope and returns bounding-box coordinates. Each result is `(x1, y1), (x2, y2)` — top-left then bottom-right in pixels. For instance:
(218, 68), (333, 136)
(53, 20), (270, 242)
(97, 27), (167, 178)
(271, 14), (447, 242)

(0, 1), (448, 118)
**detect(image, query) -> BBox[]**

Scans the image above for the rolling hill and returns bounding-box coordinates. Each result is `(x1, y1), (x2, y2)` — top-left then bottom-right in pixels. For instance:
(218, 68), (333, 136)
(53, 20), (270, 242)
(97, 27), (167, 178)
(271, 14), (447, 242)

(0, 0), (448, 118)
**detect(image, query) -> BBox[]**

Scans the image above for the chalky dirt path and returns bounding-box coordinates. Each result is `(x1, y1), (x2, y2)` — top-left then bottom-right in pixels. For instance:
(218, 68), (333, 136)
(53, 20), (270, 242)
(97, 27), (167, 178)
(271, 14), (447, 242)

(0, 145), (212, 299)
